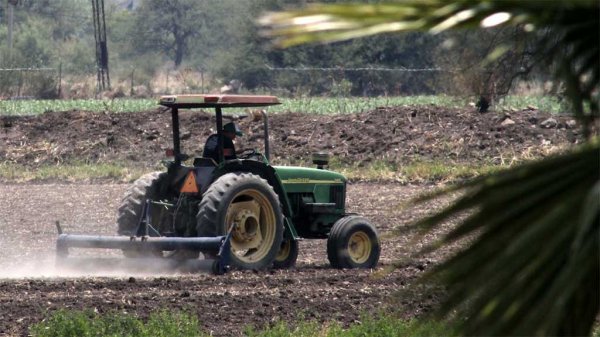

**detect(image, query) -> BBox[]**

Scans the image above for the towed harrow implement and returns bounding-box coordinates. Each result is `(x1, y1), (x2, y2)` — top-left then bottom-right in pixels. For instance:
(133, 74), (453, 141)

(55, 199), (233, 275)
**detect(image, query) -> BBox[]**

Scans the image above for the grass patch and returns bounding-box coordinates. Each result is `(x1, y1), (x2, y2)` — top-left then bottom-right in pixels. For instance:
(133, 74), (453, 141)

(246, 315), (453, 337)
(496, 95), (565, 114)
(329, 159), (503, 183)
(0, 162), (148, 183)
(0, 160), (500, 183)
(0, 95), (566, 116)
(30, 310), (453, 337)
(29, 310), (203, 337)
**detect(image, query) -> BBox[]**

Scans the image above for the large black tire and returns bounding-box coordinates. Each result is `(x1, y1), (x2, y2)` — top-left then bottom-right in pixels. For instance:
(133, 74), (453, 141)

(273, 238), (299, 269)
(117, 171), (171, 257)
(327, 216), (380, 269)
(196, 172), (283, 270)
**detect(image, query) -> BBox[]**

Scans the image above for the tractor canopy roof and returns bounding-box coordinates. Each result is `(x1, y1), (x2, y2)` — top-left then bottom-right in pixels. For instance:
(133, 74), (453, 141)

(159, 94), (281, 109)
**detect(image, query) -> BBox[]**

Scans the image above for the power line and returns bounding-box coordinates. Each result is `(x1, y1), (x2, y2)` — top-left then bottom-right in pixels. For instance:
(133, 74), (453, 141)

(264, 65), (451, 72)
(12, 3), (92, 21)
(0, 67), (55, 71)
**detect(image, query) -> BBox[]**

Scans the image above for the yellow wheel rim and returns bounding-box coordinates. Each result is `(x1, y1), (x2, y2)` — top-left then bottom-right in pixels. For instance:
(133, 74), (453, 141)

(275, 240), (291, 262)
(348, 231), (371, 264)
(225, 188), (277, 264)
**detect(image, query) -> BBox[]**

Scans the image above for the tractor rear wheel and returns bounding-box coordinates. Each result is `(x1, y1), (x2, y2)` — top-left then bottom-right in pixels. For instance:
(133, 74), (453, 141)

(273, 238), (298, 269)
(196, 172), (283, 270)
(116, 171), (171, 257)
(327, 216), (380, 269)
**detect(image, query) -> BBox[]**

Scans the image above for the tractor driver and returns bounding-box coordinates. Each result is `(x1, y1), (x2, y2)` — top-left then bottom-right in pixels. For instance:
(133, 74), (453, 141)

(203, 122), (243, 163)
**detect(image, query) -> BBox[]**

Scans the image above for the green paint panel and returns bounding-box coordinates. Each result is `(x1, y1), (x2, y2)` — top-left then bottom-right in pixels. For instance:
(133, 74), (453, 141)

(275, 166), (345, 198)
(275, 166), (345, 185)
(276, 165), (346, 205)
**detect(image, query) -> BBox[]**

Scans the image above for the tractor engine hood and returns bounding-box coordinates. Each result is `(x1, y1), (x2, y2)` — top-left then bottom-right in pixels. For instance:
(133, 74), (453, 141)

(274, 166), (346, 185)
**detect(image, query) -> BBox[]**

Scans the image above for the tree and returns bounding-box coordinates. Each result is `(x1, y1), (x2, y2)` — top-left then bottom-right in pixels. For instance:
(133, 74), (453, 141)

(133, 0), (207, 68)
(433, 27), (541, 105)
(211, 1), (443, 95)
(260, 1), (599, 336)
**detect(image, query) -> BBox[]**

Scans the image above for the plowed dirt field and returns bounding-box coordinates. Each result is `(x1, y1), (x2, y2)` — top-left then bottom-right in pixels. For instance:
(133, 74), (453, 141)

(0, 105), (580, 336)
(0, 106), (579, 170)
(0, 183), (446, 337)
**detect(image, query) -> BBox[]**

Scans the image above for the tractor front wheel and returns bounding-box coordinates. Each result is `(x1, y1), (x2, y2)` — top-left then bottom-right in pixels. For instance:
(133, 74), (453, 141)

(327, 216), (380, 269)
(196, 173), (283, 270)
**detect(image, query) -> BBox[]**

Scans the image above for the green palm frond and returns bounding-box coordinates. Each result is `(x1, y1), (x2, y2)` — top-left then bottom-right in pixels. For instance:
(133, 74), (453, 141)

(260, 0), (596, 47)
(415, 140), (599, 336)
(261, 1), (600, 336)
(260, 0), (599, 133)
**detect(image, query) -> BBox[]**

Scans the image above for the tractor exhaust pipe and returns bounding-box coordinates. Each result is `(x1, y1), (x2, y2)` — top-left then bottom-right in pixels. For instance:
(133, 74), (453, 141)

(261, 110), (270, 162)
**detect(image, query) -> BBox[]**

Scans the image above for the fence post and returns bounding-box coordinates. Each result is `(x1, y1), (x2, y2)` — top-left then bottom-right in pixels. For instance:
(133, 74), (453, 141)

(165, 71), (169, 94)
(130, 69), (135, 96)
(201, 69), (204, 94)
(17, 69), (22, 97)
(57, 62), (62, 98)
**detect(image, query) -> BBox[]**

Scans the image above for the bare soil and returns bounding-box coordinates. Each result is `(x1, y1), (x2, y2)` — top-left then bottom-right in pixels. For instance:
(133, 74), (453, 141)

(0, 106), (580, 171)
(0, 105), (581, 336)
(0, 183), (447, 337)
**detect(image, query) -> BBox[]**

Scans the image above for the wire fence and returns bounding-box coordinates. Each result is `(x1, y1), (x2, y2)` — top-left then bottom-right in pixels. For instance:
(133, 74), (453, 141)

(0, 64), (519, 101)
(0, 66), (61, 99)
(127, 65), (454, 98)
(258, 64), (450, 97)
(264, 65), (450, 72)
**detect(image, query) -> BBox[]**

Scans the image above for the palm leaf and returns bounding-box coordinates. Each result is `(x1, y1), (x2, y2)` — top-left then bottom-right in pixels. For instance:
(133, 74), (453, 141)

(260, 1), (600, 335)
(414, 140), (599, 335)
(260, 0), (599, 133)
(260, 1), (596, 46)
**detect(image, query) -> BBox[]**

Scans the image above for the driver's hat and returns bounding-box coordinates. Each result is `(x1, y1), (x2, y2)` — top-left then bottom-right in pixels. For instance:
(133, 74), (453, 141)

(223, 122), (243, 136)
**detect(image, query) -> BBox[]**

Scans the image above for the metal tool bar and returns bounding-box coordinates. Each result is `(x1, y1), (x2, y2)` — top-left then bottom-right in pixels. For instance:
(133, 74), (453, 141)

(57, 235), (225, 256)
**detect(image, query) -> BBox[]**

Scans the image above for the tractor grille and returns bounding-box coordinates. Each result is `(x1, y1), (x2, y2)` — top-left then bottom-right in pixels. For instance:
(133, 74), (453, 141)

(330, 184), (345, 209)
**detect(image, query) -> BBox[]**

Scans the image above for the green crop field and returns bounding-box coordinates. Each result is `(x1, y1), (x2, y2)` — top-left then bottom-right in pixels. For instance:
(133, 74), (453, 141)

(0, 95), (565, 116)
(0, 99), (157, 115)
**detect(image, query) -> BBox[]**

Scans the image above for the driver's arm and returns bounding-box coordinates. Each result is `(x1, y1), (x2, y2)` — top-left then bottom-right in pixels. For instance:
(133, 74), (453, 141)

(223, 148), (234, 157)
(224, 137), (236, 159)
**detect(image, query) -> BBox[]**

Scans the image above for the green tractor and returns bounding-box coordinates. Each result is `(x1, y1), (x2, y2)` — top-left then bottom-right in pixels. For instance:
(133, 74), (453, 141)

(58, 94), (380, 272)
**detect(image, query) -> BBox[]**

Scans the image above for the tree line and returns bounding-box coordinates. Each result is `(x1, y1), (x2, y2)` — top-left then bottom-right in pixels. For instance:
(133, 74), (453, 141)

(0, 0), (551, 98)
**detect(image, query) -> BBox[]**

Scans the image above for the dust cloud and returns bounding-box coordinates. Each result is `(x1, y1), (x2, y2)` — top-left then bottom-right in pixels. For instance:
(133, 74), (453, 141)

(0, 251), (215, 279)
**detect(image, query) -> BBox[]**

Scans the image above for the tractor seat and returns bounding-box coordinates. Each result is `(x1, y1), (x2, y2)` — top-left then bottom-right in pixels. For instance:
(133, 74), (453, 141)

(193, 157), (217, 167)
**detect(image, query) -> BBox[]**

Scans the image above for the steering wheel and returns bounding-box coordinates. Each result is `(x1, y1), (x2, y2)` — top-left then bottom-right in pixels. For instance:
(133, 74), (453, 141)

(238, 148), (258, 159)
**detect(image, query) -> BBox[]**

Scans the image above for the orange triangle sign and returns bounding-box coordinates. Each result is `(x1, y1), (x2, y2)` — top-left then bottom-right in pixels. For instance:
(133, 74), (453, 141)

(180, 171), (199, 193)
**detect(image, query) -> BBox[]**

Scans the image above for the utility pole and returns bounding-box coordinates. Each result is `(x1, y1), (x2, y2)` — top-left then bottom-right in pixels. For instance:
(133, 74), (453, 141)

(91, 0), (110, 91)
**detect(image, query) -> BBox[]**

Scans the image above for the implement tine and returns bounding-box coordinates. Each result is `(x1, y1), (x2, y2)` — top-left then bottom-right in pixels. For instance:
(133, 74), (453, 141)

(55, 221), (63, 235)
